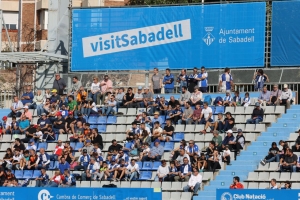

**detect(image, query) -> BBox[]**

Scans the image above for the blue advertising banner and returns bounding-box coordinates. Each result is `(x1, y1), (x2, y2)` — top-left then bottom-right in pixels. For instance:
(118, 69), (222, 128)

(71, 3), (266, 71)
(271, 1), (300, 66)
(0, 187), (161, 200)
(216, 189), (300, 200)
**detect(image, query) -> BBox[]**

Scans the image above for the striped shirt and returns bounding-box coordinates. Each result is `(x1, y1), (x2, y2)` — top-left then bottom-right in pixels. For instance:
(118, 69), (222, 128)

(197, 72), (208, 87)
(219, 73), (233, 90)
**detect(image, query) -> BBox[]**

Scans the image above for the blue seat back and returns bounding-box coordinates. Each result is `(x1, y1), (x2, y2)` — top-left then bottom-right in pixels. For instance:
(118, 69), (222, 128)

(107, 116), (117, 124)
(37, 142), (48, 151)
(97, 125), (106, 133)
(32, 170), (42, 178)
(75, 142), (84, 150)
(23, 170), (33, 179)
(88, 116), (98, 124)
(97, 116), (107, 124)
(173, 133), (184, 141)
(164, 142), (174, 151)
(152, 161), (161, 170)
(214, 106), (225, 114)
(14, 170), (23, 179)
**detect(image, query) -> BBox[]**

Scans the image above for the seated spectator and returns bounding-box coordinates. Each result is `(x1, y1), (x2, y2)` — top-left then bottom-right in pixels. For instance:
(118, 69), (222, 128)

(183, 167), (202, 196)
(31, 90), (44, 110)
(125, 159), (139, 181)
(230, 129), (245, 155)
(53, 112), (65, 135)
(197, 153), (207, 172)
(158, 96), (168, 115)
(7, 116), (20, 134)
(123, 87), (135, 108)
(42, 125), (56, 142)
(47, 105), (58, 123)
(74, 149), (90, 171)
(1, 148), (13, 170)
(26, 139), (37, 151)
(90, 128), (103, 150)
(81, 157), (100, 181)
(61, 169), (76, 187)
(25, 149), (39, 170)
(79, 140), (94, 155)
(229, 176), (244, 189)
(19, 150), (29, 170)
(179, 86), (191, 106)
(8, 96), (23, 117)
(270, 178), (278, 189)
(12, 138), (25, 153)
(232, 91), (241, 107)
(115, 150), (129, 165)
(99, 75), (113, 104)
(279, 84), (293, 109)
(50, 89), (61, 106)
(89, 77), (101, 104)
(222, 145), (231, 165)
(186, 140), (199, 163)
(171, 140), (188, 161)
(174, 157), (192, 182)
(169, 104), (182, 124)
(258, 86), (271, 106)
(246, 102), (264, 124)
(151, 112), (164, 127)
(65, 112), (76, 134)
(116, 87), (125, 109)
(58, 156), (70, 174)
(206, 149), (221, 172)
(199, 102), (213, 130)
(163, 161), (178, 182)
(222, 92), (232, 106)
(68, 95), (77, 115)
(152, 121), (163, 142)
(279, 181), (292, 189)
(35, 168), (49, 187)
(38, 113), (51, 132)
(142, 139), (164, 161)
(70, 121), (84, 142)
(114, 159), (127, 181)
(40, 98), (51, 116)
(76, 86), (87, 111)
(59, 95), (68, 109)
(38, 148), (50, 170)
(21, 86), (34, 107)
(107, 140), (123, 156)
(155, 160), (169, 182)
(268, 84), (282, 106)
(125, 122), (139, 142)
(212, 131), (222, 149)
(160, 119), (174, 142)
(241, 92), (251, 107)
(179, 102), (193, 125)
(137, 112), (152, 129)
(50, 140), (64, 161)
(206, 141), (216, 159)
(175, 149), (190, 167)
(101, 95), (117, 116)
(260, 142), (280, 166)
(21, 106), (32, 121)
(105, 158), (119, 181)
(190, 86), (203, 106)
(45, 170), (64, 187)
(147, 97), (160, 116)
(12, 149), (22, 170)
(1, 116), (9, 135)
(143, 87), (153, 109)
(192, 103), (202, 124)
(217, 112), (235, 133)
(219, 130), (235, 151)
(280, 149), (297, 172)
(59, 148), (75, 166)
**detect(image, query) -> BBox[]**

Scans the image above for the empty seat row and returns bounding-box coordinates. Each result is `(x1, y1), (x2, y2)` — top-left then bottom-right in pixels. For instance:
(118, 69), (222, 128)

(246, 171), (300, 182)
(225, 106), (285, 115)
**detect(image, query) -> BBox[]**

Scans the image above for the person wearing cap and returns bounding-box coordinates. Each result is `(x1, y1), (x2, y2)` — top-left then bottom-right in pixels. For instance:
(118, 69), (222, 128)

(163, 68), (175, 93)
(53, 73), (66, 95)
(8, 96), (23, 117)
(123, 87), (135, 108)
(220, 130), (235, 151)
(1, 116), (10, 135)
(183, 167), (202, 195)
(155, 160), (169, 182)
(76, 112), (87, 124)
(53, 112), (66, 135)
(102, 95), (117, 116)
(152, 68), (163, 94)
(65, 111), (76, 134)
(21, 86), (34, 107)
(143, 87), (153, 108)
(125, 159), (139, 181)
(229, 176), (244, 189)
(151, 112), (163, 126)
(230, 129), (245, 155)
(258, 86), (271, 106)
(26, 139), (37, 151)
(279, 84), (293, 109)
(21, 105), (32, 121)
(50, 89), (61, 105)
(179, 86), (191, 106)
(268, 84), (282, 106)
(142, 139), (164, 161)
(190, 86), (203, 106)
(74, 149), (91, 171)
(219, 67), (234, 93)
(115, 87), (125, 109)
(19, 115), (30, 134)
(246, 102), (264, 124)
(38, 113), (51, 132)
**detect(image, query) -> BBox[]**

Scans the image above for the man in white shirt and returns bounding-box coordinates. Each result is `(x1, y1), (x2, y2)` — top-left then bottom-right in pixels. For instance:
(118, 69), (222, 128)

(176, 149), (191, 166)
(183, 167), (202, 195)
(82, 157), (100, 181)
(26, 139), (37, 151)
(125, 159), (139, 181)
(199, 102), (213, 125)
(270, 178), (278, 189)
(8, 96), (23, 117)
(101, 95), (117, 116)
(156, 160), (169, 181)
(131, 86), (144, 108)
(152, 121), (163, 141)
(278, 84), (293, 109)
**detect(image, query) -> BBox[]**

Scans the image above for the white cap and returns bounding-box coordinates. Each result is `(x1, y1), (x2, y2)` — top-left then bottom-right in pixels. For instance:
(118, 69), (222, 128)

(23, 106), (29, 109)
(226, 129), (233, 134)
(283, 84), (288, 88)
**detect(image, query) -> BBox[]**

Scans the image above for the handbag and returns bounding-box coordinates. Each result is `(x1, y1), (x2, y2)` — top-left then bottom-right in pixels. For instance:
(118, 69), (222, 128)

(129, 148), (139, 156)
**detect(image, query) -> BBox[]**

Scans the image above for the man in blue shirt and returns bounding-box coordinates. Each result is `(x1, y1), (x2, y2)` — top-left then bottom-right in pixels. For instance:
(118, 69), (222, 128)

(59, 157), (70, 174)
(21, 87), (34, 107)
(35, 168), (49, 187)
(163, 68), (175, 93)
(196, 66), (208, 93)
(38, 113), (51, 132)
(61, 169), (76, 187)
(19, 115), (30, 134)
(38, 148), (50, 170)
(142, 139), (164, 161)
(219, 68), (234, 93)
(174, 157), (192, 182)
(169, 104), (183, 124)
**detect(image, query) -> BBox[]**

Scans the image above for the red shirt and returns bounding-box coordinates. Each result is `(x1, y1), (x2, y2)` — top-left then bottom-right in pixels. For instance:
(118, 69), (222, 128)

(230, 182), (244, 189)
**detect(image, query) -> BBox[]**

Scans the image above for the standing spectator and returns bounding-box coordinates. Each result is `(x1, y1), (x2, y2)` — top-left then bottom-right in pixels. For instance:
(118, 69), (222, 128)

(143, 87), (153, 108)
(254, 69), (269, 91)
(141, 140), (164, 161)
(258, 86), (271, 106)
(71, 76), (82, 96)
(89, 77), (101, 104)
(270, 179), (278, 189)
(160, 119), (174, 142)
(246, 102), (264, 124)
(35, 168), (49, 187)
(187, 67), (199, 93)
(199, 102), (213, 126)
(279, 84), (293, 109)
(102, 95), (117, 116)
(280, 149), (297, 172)
(190, 86), (203, 106)
(99, 75), (113, 104)
(219, 68), (234, 93)
(33, 90), (44, 110)
(174, 157), (192, 182)
(21, 86), (34, 107)
(183, 167), (202, 196)
(179, 86), (191, 106)
(8, 96), (23, 117)
(53, 73), (66, 95)
(269, 84), (282, 106)
(163, 68), (175, 93)
(116, 88), (125, 109)
(230, 129), (245, 155)
(196, 66), (208, 93)
(192, 103), (202, 124)
(123, 87), (134, 108)
(155, 160), (169, 182)
(152, 68), (162, 94)
(229, 176), (244, 189)
(179, 102), (193, 125)
(232, 91), (241, 107)
(177, 69), (188, 93)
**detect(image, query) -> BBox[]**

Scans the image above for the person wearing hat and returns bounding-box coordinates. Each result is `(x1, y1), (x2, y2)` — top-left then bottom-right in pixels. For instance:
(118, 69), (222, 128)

(21, 86), (34, 107)
(268, 84), (282, 106)
(142, 139), (164, 161)
(163, 68), (175, 93)
(1, 116), (10, 135)
(123, 87), (135, 108)
(220, 130), (235, 151)
(246, 102), (264, 124)
(150, 112), (163, 127)
(53, 73), (66, 95)
(8, 96), (23, 118)
(143, 87), (154, 108)
(278, 84), (293, 109)
(20, 105), (32, 121)
(74, 149), (91, 171)
(102, 95), (117, 116)
(50, 89), (61, 106)
(258, 86), (271, 107)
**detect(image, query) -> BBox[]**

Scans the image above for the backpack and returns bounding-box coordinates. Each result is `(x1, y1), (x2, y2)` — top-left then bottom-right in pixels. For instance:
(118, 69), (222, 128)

(102, 183), (117, 188)
(204, 95), (212, 105)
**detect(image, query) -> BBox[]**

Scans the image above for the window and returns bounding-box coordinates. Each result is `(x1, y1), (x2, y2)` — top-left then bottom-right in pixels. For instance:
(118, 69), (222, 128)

(3, 12), (18, 29)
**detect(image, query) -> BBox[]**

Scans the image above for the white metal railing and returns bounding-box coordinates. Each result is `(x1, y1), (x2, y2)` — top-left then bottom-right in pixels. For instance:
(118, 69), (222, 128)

(0, 91), (15, 108)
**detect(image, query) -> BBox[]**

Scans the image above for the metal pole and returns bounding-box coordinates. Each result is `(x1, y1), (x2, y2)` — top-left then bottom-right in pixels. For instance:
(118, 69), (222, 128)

(33, 0), (37, 50)
(17, 0), (22, 52)
(2, 14), (14, 52)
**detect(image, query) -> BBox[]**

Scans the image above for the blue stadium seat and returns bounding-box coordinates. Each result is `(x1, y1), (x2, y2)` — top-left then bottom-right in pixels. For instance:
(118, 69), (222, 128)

(90, 125), (97, 129)
(136, 162), (143, 170)
(97, 125), (106, 133)
(49, 161), (59, 170)
(23, 170), (33, 179)
(14, 170), (23, 179)
(138, 171), (152, 180)
(141, 162), (153, 171)
(150, 142), (165, 148)
(164, 142), (174, 151)
(214, 106), (224, 114)
(32, 170), (42, 179)
(173, 133), (184, 142)
(37, 142), (48, 151)
(107, 116), (117, 124)
(124, 142), (133, 150)
(70, 142), (76, 150)
(97, 116), (107, 124)
(75, 142), (84, 151)
(158, 116), (166, 124)
(88, 116), (98, 124)
(152, 161), (161, 171)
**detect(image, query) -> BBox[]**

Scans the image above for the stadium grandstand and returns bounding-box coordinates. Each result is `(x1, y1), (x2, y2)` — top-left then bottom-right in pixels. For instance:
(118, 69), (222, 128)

(1, 0), (300, 200)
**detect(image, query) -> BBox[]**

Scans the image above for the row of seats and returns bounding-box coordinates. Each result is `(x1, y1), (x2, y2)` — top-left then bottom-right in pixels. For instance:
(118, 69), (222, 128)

(240, 182), (300, 189)
(255, 161), (300, 172)
(225, 106), (285, 115)
(246, 171), (300, 182)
